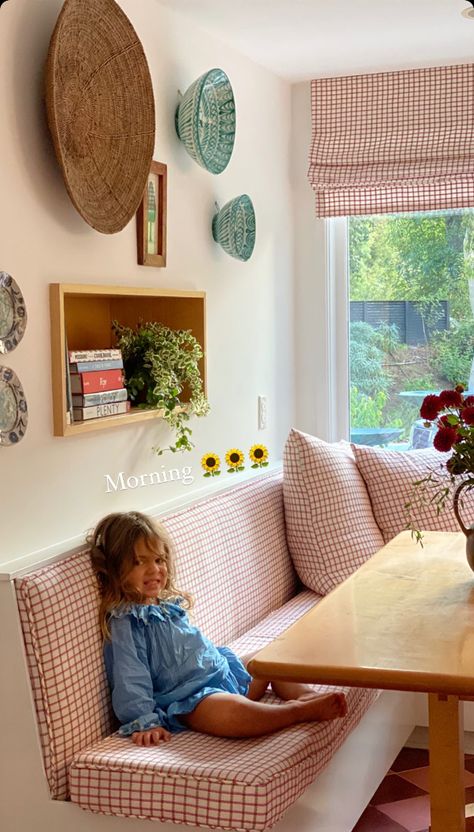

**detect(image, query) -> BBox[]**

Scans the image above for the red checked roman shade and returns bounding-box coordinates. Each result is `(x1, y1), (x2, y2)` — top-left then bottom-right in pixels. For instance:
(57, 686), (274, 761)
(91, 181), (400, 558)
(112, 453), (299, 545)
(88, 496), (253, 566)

(308, 64), (474, 217)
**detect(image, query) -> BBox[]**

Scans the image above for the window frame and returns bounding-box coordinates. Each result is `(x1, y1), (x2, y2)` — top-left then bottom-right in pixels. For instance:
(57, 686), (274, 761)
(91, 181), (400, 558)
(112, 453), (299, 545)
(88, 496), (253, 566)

(326, 216), (350, 441)
(327, 209), (474, 445)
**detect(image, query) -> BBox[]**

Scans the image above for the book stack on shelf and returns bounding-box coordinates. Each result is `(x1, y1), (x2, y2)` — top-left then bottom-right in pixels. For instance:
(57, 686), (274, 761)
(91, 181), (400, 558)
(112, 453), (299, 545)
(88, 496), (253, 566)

(66, 349), (130, 423)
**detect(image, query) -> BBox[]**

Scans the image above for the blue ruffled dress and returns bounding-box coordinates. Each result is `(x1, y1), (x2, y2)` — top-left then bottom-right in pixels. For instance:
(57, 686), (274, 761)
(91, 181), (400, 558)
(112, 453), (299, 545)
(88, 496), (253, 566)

(104, 599), (252, 735)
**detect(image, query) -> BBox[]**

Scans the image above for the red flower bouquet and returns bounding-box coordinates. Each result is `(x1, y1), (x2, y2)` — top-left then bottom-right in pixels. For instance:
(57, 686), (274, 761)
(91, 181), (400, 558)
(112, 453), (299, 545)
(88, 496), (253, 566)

(407, 385), (474, 543)
(420, 386), (474, 469)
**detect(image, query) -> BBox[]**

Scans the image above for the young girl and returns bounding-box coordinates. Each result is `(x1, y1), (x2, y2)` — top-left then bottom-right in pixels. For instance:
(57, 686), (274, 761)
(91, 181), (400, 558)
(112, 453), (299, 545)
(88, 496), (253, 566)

(89, 511), (347, 746)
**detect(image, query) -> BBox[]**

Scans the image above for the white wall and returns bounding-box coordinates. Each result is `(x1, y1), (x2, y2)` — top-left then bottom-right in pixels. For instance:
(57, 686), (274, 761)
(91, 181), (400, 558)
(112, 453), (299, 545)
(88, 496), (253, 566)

(0, 0), (294, 564)
(290, 81), (329, 439)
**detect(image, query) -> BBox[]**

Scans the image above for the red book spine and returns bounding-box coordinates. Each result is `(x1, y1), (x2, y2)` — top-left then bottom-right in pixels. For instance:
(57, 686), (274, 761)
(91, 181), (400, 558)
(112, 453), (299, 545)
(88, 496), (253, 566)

(70, 369), (124, 394)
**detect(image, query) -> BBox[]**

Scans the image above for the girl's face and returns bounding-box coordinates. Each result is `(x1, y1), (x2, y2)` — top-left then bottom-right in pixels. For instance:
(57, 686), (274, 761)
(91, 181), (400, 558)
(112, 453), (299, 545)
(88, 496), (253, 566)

(125, 535), (168, 603)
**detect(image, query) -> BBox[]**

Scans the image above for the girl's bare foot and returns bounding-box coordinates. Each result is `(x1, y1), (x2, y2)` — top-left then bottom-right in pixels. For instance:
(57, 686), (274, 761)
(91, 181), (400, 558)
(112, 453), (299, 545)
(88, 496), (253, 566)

(295, 692), (347, 722)
(183, 691), (348, 738)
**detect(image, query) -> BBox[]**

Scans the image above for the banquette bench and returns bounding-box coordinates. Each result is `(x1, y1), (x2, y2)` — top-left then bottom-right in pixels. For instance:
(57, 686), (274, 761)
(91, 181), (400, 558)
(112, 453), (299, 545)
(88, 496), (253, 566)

(1, 430), (429, 832)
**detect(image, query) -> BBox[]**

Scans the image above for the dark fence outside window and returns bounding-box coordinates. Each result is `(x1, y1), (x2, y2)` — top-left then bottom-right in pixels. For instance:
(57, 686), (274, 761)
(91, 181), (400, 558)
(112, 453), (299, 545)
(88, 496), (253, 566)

(350, 300), (449, 345)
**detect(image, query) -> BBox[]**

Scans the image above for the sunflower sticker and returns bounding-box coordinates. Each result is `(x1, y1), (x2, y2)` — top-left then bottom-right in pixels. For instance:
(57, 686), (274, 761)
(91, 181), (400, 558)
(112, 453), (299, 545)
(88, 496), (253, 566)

(249, 444), (269, 468)
(225, 448), (245, 473)
(201, 453), (221, 477)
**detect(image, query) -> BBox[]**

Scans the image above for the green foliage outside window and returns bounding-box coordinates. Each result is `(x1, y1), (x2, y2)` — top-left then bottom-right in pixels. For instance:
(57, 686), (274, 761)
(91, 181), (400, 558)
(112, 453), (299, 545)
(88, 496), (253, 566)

(431, 321), (474, 387)
(401, 374), (437, 392)
(350, 387), (388, 429)
(349, 321), (397, 396)
(348, 209), (474, 440)
(349, 212), (472, 323)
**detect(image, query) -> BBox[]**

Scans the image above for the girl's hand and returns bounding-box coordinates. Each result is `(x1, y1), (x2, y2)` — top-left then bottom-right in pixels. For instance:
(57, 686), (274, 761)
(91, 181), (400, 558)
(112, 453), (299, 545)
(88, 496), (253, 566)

(131, 727), (172, 746)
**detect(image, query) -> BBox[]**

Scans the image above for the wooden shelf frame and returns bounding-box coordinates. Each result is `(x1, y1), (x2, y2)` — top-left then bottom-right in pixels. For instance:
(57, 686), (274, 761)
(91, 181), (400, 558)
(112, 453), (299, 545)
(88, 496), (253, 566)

(49, 283), (207, 437)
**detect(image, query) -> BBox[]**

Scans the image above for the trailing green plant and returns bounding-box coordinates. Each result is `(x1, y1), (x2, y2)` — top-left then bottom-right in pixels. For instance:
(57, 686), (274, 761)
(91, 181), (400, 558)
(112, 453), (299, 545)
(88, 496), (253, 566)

(112, 320), (209, 455)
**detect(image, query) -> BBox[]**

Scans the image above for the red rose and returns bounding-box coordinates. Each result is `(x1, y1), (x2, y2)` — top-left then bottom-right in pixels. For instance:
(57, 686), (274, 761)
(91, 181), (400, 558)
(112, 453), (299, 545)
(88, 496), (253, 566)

(420, 394), (442, 421)
(433, 426), (459, 452)
(462, 406), (474, 426)
(438, 389), (463, 408)
(464, 396), (474, 408)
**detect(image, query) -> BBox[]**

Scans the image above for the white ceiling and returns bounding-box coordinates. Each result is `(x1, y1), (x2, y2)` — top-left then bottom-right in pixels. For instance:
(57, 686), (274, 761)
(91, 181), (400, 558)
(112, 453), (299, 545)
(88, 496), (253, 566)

(157, 0), (474, 82)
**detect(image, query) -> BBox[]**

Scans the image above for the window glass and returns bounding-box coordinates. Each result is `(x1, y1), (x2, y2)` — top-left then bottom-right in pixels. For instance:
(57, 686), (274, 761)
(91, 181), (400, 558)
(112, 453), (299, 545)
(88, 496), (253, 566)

(348, 210), (474, 449)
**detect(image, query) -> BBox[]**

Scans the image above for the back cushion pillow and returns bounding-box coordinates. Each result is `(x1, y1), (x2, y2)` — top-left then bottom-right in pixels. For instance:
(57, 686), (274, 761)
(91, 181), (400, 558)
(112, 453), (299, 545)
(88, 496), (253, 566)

(352, 445), (474, 543)
(283, 429), (384, 594)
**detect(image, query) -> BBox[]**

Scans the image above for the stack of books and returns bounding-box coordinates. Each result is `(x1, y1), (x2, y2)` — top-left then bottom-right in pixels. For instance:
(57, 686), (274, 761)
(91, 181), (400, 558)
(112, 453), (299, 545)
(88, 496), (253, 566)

(66, 349), (130, 422)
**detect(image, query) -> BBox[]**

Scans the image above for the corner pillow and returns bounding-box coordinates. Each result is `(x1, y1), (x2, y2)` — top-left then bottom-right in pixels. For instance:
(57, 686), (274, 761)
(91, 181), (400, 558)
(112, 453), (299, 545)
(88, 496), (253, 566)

(283, 429), (384, 595)
(352, 445), (474, 544)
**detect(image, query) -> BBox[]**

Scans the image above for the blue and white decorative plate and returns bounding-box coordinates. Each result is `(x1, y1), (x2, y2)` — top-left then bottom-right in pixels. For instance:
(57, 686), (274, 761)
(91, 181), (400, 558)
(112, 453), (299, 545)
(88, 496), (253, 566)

(0, 366), (28, 445)
(212, 194), (256, 261)
(0, 272), (27, 354)
(175, 68), (236, 174)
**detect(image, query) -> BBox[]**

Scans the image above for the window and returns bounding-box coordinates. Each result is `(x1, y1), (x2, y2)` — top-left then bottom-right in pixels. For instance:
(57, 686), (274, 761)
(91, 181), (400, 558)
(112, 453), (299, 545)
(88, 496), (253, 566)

(330, 210), (474, 448)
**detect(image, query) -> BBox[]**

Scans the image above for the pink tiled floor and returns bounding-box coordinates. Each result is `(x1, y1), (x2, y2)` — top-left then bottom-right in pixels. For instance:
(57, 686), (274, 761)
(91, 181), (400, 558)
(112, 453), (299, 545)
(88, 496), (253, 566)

(352, 747), (474, 832)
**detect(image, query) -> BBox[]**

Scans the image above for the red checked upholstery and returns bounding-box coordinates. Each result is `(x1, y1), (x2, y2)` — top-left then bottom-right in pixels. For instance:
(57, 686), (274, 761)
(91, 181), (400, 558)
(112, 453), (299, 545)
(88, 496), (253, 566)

(162, 472), (298, 642)
(15, 472), (295, 800)
(352, 444), (474, 543)
(69, 591), (376, 831)
(283, 430), (384, 594)
(16, 470), (377, 829)
(16, 550), (114, 799)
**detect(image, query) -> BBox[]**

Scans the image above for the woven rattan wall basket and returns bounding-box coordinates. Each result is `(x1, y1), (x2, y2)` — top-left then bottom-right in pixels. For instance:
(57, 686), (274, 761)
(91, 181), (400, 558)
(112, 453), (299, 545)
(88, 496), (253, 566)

(45, 0), (155, 234)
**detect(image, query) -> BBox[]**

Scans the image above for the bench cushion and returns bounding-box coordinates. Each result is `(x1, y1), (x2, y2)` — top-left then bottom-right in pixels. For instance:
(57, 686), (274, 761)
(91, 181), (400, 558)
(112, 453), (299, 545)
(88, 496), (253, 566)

(352, 444), (474, 543)
(15, 471), (297, 800)
(69, 590), (378, 831)
(162, 471), (297, 644)
(283, 430), (384, 594)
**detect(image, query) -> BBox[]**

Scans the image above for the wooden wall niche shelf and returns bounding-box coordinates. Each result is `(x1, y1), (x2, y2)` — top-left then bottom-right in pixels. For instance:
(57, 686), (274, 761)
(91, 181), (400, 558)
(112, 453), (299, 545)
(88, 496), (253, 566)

(50, 284), (206, 436)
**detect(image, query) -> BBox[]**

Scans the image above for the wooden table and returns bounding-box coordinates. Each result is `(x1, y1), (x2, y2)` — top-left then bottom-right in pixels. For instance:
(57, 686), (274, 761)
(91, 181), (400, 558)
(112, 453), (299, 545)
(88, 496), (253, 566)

(248, 531), (474, 832)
